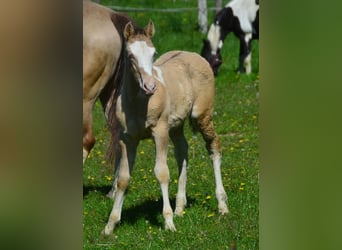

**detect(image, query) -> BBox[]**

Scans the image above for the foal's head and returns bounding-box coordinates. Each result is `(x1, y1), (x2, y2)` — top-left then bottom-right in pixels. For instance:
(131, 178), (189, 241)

(201, 23), (223, 75)
(124, 21), (157, 95)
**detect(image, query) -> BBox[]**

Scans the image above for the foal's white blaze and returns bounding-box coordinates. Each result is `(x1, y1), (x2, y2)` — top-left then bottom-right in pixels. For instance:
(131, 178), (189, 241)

(129, 41), (155, 75)
(207, 24), (221, 55)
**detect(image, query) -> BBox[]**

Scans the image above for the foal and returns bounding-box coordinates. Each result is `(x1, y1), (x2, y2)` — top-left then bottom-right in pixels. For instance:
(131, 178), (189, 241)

(103, 21), (228, 235)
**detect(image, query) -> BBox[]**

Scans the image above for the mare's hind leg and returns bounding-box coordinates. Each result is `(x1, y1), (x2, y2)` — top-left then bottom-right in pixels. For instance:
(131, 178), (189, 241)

(169, 125), (188, 216)
(83, 101), (96, 164)
(192, 113), (228, 215)
(102, 138), (138, 235)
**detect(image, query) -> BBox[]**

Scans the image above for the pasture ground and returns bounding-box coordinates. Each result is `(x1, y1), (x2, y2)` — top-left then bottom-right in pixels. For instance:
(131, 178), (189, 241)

(83, 0), (259, 249)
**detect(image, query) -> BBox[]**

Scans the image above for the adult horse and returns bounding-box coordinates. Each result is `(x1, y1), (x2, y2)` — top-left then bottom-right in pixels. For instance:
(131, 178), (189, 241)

(83, 1), (134, 164)
(102, 20), (228, 235)
(201, 0), (259, 75)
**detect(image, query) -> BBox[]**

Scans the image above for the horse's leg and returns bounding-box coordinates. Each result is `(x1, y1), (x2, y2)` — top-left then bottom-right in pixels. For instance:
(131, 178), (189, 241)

(83, 101), (96, 164)
(192, 114), (228, 215)
(102, 138), (138, 235)
(106, 153), (121, 199)
(169, 126), (188, 216)
(238, 32), (252, 74)
(152, 123), (176, 231)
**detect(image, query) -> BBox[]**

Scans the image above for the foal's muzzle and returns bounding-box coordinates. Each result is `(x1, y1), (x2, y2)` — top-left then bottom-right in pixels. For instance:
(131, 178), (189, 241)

(142, 81), (156, 95)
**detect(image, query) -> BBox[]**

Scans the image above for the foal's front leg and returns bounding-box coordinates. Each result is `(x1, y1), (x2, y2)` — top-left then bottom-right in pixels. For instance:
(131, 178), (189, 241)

(153, 124), (176, 231)
(170, 126), (188, 216)
(102, 138), (138, 235)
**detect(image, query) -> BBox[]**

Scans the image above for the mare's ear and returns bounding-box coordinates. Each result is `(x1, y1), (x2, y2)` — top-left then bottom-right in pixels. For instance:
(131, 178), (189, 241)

(124, 22), (134, 40)
(145, 20), (155, 38)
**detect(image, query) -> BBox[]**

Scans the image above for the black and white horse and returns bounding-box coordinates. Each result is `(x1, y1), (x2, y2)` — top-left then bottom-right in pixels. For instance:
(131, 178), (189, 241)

(201, 0), (259, 75)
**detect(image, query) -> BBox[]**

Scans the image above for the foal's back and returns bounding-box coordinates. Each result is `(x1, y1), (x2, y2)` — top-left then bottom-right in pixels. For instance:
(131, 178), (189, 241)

(154, 51), (215, 123)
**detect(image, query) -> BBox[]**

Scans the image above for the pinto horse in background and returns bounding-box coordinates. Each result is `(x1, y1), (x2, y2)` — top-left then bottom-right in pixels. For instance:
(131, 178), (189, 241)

(83, 1), (133, 164)
(102, 20), (228, 235)
(201, 0), (259, 75)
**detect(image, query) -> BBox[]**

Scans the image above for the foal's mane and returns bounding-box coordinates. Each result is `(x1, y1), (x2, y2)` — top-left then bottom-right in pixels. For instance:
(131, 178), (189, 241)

(100, 12), (138, 164)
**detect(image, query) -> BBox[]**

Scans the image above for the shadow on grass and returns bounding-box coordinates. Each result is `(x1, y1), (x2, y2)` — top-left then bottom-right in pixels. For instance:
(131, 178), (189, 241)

(83, 184), (196, 228)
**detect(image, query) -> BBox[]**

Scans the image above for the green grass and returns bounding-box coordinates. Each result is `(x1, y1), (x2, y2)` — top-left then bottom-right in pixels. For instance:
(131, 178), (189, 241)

(84, 1), (259, 249)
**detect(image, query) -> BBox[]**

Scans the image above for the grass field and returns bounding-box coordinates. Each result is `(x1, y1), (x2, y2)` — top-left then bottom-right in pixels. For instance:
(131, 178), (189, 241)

(83, 0), (259, 249)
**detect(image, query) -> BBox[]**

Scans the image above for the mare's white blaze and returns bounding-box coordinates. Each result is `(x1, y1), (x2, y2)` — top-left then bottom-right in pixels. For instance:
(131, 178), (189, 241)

(153, 66), (165, 85)
(226, 0), (259, 33)
(207, 23), (221, 55)
(129, 41), (155, 76)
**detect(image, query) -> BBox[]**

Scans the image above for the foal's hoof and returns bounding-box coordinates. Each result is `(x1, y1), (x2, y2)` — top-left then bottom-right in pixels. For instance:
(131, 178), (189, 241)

(174, 207), (185, 217)
(101, 225), (114, 236)
(165, 221), (177, 232)
(218, 203), (229, 215)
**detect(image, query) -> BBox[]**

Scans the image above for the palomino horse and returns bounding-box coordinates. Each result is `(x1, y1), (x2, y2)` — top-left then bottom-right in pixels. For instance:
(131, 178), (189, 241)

(201, 0), (259, 75)
(102, 20), (228, 235)
(83, 1), (133, 165)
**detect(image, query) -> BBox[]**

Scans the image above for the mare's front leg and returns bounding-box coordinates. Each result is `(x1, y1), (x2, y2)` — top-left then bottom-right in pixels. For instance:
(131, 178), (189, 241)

(238, 32), (253, 74)
(83, 101), (96, 164)
(152, 123), (176, 231)
(169, 126), (188, 216)
(102, 137), (138, 235)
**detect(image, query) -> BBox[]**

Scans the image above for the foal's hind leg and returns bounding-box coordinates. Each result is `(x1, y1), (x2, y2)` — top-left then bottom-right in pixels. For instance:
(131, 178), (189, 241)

(170, 126), (188, 216)
(193, 114), (228, 215)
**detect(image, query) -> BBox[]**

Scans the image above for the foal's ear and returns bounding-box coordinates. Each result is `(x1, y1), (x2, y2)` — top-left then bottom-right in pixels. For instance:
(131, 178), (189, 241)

(124, 22), (134, 40)
(144, 20), (155, 38)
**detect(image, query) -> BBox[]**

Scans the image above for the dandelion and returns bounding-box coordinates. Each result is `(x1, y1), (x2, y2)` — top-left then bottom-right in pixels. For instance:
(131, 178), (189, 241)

(105, 176), (112, 181)
(206, 195), (212, 200)
(101, 160), (106, 165)
(230, 147), (234, 152)
(174, 179), (178, 184)
(140, 150), (145, 155)
(182, 211), (186, 215)
(207, 213), (215, 218)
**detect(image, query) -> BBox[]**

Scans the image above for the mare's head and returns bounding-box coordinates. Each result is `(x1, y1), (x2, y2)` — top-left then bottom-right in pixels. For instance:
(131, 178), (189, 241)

(123, 20), (157, 95)
(201, 23), (223, 75)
